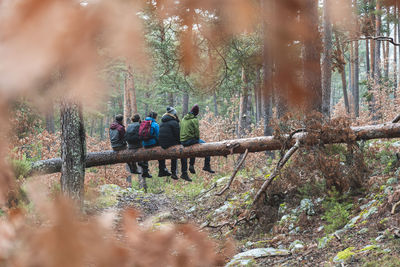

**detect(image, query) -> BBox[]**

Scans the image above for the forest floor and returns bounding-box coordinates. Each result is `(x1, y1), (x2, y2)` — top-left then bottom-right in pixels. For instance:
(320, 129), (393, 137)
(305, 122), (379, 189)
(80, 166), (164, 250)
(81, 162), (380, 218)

(25, 140), (400, 266)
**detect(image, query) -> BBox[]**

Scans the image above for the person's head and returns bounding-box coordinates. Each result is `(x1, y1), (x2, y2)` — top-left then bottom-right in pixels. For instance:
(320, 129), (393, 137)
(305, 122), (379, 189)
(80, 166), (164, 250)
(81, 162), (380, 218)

(115, 114), (123, 123)
(148, 111), (157, 119)
(190, 104), (199, 116)
(166, 106), (177, 116)
(131, 113), (141, 123)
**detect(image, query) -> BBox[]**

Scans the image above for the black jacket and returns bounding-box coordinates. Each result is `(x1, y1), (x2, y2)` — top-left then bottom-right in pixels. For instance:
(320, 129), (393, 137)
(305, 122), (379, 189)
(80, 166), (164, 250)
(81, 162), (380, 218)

(159, 114), (180, 149)
(125, 122), (142, 149)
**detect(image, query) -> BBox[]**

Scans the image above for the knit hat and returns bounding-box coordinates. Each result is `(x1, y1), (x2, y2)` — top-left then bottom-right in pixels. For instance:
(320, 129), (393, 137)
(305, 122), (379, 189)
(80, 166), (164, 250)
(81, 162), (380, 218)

(190, 104), (199, 116)
(166, 106), (177, 115)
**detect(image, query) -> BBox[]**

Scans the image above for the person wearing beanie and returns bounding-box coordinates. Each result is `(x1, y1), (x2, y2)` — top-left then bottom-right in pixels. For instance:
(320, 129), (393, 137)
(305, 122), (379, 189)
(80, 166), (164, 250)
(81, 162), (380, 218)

(158, 106), (182, 180)
(125, 113), (152, 180)
(179, 104), (215, 181)
(109, 114), (141, 179)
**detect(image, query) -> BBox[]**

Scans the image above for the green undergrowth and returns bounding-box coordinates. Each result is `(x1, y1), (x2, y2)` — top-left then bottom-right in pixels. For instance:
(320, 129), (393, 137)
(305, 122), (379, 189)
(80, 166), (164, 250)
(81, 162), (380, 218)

(10, 154), (32, 179)
(322, 188), (353, 234)
(131, 173), (227, 202)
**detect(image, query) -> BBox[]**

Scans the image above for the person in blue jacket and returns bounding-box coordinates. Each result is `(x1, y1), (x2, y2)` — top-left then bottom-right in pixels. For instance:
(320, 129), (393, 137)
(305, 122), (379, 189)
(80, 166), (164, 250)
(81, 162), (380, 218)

(142, 111), (172, 177)
(142, 111), (160, 148)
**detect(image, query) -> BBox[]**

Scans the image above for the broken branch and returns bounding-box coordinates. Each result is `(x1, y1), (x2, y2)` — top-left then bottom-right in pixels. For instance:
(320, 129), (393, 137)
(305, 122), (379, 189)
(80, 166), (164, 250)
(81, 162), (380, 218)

(216, 149), (249, 196)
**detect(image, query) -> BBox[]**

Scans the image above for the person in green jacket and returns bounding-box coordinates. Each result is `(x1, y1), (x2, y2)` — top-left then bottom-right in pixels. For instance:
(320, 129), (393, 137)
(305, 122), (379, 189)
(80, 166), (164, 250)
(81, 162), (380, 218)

(180, 104), (215, 181)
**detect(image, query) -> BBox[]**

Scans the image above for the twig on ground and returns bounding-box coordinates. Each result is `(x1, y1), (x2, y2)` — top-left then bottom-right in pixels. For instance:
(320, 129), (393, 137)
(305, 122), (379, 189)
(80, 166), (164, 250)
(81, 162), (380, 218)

(202, 211), (257, 231)
(391, 200), (400, 214)
(216, 149), (249, 196)
(252, 139), (301, 206)
(195, 183), (217, 199)
(392, 114), (400, 123)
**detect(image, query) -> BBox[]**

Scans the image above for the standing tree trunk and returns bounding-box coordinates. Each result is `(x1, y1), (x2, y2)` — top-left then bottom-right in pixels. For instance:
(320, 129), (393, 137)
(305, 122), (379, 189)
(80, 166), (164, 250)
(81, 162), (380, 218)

(60, 100), (86, 205)
(353, 0), (360, 117)
(255, 67), (262, 124)
(366, 39), (370, 75)
(239, 66), (249, 137)
(394, 3), (398, 91)
(350, 41), (355, 98)
(99, 116), (104, 141)
(168, 92), (174, 107)
(123, 74), (132, 125)
(374, 0), (381, 82)
(262, 0), (273, 137)
(354, 40), (360, 117)
(302, 0), (322, 112)
(127, 66), (138, 114)
(335, 31), (350, 114)
(182, 91), (189, 117)
(45, 103), (55, 134)
(322, 0), (332, 118)
(213, 90), (218, 117)
(384, 11), (389, 80)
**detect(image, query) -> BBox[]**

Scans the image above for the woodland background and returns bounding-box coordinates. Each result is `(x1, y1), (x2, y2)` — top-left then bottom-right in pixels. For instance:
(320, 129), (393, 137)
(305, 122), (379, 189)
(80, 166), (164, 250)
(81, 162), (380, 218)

(2, 0), (400, 266)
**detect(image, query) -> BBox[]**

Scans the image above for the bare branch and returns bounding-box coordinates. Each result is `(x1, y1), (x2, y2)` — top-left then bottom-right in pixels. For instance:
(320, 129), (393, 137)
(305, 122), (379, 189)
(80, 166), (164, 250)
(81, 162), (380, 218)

(252, 140), (301, 206)
(216, 149), (249, 196)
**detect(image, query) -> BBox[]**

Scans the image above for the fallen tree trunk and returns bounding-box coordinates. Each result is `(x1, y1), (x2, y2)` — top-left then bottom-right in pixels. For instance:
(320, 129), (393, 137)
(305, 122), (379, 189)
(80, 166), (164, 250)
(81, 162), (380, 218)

(31, 123), (400, 175)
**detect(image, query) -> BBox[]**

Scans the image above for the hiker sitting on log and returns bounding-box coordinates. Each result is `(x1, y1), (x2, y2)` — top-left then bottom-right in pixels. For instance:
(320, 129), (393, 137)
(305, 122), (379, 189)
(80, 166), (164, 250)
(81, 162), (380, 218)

(158, 106), (190, 181)
(109, 114), (139, 175)
(125, 113), (152, 179)
(140, 111), (172, 178)
(180, 104), (215, 180)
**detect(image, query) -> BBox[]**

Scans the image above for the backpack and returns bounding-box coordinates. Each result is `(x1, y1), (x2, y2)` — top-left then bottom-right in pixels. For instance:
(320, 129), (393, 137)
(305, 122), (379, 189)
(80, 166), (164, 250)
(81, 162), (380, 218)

(139, 120), (153, 140)
(125, 123), (141, 144)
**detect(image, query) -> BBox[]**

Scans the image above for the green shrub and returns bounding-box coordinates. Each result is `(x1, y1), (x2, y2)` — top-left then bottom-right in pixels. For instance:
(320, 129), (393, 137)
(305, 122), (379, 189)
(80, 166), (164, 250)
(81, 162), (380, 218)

(322, 188), (352, 233)
(11, 154), (31, 179)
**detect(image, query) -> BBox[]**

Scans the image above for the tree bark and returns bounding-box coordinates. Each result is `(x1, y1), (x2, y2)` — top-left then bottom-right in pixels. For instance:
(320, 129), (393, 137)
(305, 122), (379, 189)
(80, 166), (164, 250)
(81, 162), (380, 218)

(262, 0), (273, 137)
(32, 122), (400, 175)
(366, 39), (370, 75)
(168, 92), (174, 107)
(60, 100), (86, 205)
(394, 3), (398, 90)
(255, 67), (262, 124)
(335, 31), (350, 114)
(374, 0), (381, 82)
(239, 66), (249, 137)
(182, 91), (189, 117)
(123, 74), (132, 124)
(384, 11), (389, 80)
(322, 0), (332, 118)
(302, 0), (322, 112)
(45, 104), (55, 134)
(127, 66), (138, 114)
(354, 40), (360, 117)
(213, 90), (218, 117)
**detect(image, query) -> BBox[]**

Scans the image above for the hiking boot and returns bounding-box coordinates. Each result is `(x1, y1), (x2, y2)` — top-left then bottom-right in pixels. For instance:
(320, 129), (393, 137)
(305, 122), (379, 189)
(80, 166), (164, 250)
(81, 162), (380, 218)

(171, 172), (179, 180)
(131, 169), (142, 174)
(202, 166), (215, 174)
(189, 165), (196, 174)
(142, 172), (152, 178)
(158, 168), (172, 177)
(180, 172), (192, 182)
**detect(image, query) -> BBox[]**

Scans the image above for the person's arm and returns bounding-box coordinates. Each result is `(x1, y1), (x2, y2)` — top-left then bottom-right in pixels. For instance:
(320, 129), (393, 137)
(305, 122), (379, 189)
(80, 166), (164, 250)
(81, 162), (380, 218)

(193, 118), (200, 139)
(172, 121), (180, 144)
(119, 125), (126, 140)
(154, 122), (160, 139)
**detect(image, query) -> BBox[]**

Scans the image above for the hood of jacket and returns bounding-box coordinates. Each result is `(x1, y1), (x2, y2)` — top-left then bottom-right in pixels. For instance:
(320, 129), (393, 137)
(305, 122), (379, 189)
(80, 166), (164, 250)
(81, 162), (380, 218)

(183, 113), (196, 120)
(162, 113), (178, 123)
(110, 122), (124, 130)
(145, 117), (156, 122)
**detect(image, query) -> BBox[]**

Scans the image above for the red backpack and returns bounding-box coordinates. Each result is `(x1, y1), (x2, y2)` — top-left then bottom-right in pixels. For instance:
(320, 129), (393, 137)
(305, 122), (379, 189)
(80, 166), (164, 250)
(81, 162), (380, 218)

(139, 120), (153, 140)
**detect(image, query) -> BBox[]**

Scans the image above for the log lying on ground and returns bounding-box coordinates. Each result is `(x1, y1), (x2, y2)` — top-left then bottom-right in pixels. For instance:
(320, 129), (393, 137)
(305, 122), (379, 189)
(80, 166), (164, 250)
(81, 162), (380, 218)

(31, 123), (400, 175)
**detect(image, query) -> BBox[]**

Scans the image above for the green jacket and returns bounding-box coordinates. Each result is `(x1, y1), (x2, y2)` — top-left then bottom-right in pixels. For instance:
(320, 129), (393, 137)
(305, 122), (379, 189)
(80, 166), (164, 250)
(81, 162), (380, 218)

(180, 113), (199, 142)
